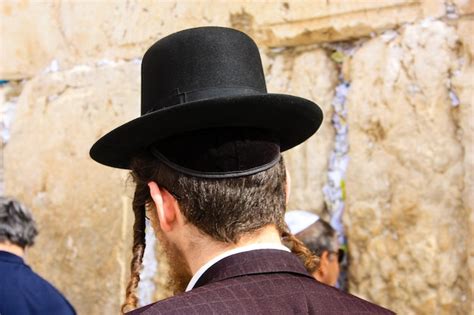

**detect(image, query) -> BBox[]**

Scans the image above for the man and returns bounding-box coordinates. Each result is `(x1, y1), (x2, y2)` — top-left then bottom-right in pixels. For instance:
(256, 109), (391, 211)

(0, 197), (76, 315)
(285, 210), (342, 286)
(90, 26), (393, 314)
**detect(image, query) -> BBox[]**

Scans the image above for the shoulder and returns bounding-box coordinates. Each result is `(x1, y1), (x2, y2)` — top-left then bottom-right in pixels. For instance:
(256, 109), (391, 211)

(129, 273), (394, 315)
(0, 261), (76, 315)
(298, 279), (394, 314)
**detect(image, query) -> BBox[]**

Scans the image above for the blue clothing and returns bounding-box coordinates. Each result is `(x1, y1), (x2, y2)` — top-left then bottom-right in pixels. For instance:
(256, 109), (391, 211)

(0, 250), (76, 315)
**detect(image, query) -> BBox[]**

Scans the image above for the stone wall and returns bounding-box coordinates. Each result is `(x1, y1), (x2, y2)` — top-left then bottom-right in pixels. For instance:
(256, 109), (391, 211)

(1, 1), (472, 314)
(344, 20), (471, 314)
(3, 64), (140, 314)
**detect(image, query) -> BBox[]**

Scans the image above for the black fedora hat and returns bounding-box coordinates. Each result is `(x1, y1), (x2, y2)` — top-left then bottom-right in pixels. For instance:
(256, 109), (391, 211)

(90, 26), (323, 173)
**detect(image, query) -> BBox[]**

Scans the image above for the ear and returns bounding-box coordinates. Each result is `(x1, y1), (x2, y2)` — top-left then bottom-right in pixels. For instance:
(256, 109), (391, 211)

(148, 181), (178, 233)
(285, 167), (291, 205)
(318, 251), (330, 275)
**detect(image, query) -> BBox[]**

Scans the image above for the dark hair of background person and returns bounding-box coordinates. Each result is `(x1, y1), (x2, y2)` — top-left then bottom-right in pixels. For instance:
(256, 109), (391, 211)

(121, 152), (319, 312)
(0, 197), (38, 248)
(295, 220), (338, 256)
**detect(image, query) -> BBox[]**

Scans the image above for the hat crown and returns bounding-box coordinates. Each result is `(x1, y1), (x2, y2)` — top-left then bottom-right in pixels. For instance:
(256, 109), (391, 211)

(141, 27), (267, 115)
(90, 27), (323, 170)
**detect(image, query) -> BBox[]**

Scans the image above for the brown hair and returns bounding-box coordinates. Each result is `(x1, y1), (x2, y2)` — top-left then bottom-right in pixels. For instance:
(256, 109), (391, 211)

(121, 153), (319, 312)
(121, 181), (147, 313)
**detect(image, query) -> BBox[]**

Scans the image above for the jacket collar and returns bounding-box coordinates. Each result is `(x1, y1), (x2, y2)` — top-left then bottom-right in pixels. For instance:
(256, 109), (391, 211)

(0, 250), (24, 264)
(194, 249), (314, 289)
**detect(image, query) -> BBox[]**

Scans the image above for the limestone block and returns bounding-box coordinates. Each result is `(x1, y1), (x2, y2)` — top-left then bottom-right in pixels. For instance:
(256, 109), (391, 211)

(454, 0), (474, 15)
(421, 0), (446, 17)
(453, 27), (474, 309)
(254, 0), (442, 47)
(0, 0), (231, 79)
(451, 42), (474, 315)
(235, 0), (447, 46)
(456, 20), (474, 58)
(265, 48), (338, 214)
(344, 20), (470, 314)
(0, 1), (64, 79)
(4, 63), (140, 314)
(54, 1), (231, 66)
(1, 0), (446, 79)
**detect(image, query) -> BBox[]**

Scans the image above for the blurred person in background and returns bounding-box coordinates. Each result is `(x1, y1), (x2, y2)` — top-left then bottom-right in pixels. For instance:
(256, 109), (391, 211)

(0, 197), (76, 315)
(285, 210), (343, 286)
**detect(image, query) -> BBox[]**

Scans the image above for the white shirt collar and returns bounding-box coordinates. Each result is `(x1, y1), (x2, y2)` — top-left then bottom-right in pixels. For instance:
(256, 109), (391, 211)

(185, 243), (291, 292)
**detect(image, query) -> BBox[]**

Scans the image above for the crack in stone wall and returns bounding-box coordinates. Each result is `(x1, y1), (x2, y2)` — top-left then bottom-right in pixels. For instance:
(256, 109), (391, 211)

(322, 78), (350, 290)
(0, 81), (22, 196)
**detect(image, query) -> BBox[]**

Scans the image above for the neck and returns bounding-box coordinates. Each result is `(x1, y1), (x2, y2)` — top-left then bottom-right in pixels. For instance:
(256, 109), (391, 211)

(0, 242), (25, 258)
(183, 224), (282, 275)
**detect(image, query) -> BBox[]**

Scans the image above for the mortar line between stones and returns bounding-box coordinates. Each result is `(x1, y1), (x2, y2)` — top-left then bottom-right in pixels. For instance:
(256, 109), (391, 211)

(264, 2), (420, 27)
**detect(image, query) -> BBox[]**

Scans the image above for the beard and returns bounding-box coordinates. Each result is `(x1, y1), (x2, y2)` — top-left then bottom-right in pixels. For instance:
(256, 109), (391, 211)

(156, 230), (192, 295)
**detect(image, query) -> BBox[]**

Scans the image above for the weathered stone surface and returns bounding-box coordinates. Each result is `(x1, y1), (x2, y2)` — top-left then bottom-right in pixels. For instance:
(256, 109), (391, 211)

(454, 0), (474, 15)
(456, 19), (474, 57)
(0, 1), (228, 79)
(1, 0), (447, 79)
(4, 63), (140, 314)
(254, 0), (445, 47)
(344, 20), (471, 314)
(0, 1), (63, 79)
(1, 1), (473, 314)
(264, 48), (337, 214)
(451, 24), (474, 313)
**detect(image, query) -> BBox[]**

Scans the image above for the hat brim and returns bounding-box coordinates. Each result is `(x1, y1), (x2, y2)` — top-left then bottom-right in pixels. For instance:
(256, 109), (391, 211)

(90, 93), (323, 169)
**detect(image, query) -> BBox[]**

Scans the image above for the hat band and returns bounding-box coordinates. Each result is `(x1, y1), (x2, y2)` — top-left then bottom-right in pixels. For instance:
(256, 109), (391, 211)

(150, 147), (281, 179)
(146, 86), (264, 114)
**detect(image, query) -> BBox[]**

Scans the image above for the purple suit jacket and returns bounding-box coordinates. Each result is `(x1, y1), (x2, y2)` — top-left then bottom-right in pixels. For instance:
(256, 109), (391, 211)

(129, 249), (394, 314)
